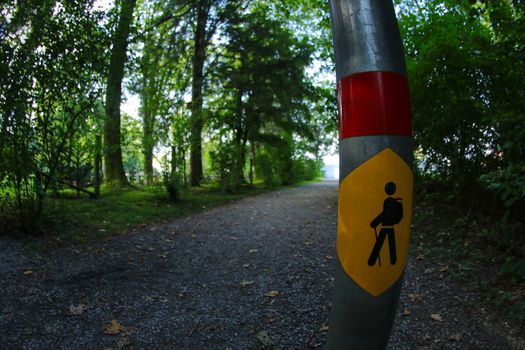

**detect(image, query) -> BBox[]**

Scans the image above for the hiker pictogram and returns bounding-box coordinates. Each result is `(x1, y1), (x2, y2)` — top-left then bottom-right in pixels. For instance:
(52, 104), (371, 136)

(367, 182), (403, 267)
(336, 148), (413, 296)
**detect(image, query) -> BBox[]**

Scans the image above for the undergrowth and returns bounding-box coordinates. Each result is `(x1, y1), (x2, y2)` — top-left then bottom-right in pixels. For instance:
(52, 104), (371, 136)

(412, 181), (525, 324)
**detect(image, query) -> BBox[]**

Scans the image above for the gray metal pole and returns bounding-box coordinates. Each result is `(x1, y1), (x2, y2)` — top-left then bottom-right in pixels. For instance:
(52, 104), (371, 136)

(327, 1), (413, 349)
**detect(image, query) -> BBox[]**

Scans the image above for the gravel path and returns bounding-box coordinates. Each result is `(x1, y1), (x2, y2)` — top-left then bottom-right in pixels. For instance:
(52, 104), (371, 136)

(0, 181), (522, 349)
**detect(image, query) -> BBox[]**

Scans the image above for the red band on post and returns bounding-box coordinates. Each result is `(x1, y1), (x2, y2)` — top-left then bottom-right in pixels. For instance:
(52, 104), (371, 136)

(337, 71), (412, 139)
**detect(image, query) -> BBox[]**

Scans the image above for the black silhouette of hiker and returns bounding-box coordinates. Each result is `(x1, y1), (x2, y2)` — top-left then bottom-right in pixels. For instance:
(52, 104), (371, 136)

(368, 182), (403, 267)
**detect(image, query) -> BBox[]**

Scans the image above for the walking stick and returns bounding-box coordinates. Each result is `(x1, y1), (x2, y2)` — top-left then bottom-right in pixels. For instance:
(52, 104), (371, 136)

(374, 226), (382, 267)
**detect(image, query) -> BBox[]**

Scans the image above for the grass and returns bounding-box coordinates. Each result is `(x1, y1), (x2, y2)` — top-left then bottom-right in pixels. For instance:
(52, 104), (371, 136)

(29, 180), (321, 249)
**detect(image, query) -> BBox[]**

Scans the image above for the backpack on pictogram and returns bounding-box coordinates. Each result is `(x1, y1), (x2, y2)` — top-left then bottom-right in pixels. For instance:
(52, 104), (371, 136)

(391, 198), (403, 224)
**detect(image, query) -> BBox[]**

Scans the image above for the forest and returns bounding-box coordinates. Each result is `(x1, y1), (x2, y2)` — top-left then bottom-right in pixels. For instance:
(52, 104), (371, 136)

(0, 0), (524, 317)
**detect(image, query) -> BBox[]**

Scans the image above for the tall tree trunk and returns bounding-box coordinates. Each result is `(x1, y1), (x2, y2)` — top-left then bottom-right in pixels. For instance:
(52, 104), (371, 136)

(142, 107), (154, 185)
(170, 143), (177, 175)
(250, 141), (256, 186)
(94, 134), (101, 198)
(104, 0), (137, 187)
(181, 146), (187, 187)
(189, 2), (209, 187)
(234, 85), (245, 186)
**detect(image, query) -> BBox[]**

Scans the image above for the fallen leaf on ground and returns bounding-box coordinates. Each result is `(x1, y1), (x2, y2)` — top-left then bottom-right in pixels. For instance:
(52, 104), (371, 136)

(440, 265), (449, 273)
(264, 290), (279, 298)
(104, 319), (125, 335)
(249, 249), (258, 253)
(69, 304), (85, 315)
(408, 293), (424, 302)
(319, 324), (329, 332)
(240, 280), (254, 287)
(424, 268), (434, 274)
(230, 236), (238, 240)
(242, 264), (250, 268)
(255, 330), (274, 346)
(403, 308), (411, 316)
(450, 333), (463, 342)
(430, 313), (443, 322)
(23, 269), (33, 275)
(416, 254), (425, 260)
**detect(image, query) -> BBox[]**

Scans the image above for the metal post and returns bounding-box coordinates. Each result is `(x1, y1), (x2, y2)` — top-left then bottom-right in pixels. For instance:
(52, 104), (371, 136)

(327, 1), (413, 349)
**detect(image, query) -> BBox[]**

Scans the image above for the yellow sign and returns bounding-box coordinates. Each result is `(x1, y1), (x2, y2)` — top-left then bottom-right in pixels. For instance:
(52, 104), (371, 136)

(337, 148), (413, 296)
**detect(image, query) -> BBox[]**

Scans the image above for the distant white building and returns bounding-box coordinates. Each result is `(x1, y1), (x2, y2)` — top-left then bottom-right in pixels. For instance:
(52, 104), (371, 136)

(322, 164), (339, 180)
(322, 152), (339, 180)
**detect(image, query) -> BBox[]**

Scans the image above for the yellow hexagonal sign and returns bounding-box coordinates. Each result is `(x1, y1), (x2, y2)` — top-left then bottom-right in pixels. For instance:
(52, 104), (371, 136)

(337, 147), (413, 297)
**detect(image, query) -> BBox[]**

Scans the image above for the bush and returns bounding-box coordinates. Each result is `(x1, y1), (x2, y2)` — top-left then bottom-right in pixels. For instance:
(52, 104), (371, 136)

(209, 141), (243, 193)
(292, 157), (322, 182)
(481, 164), (525, 216)
(163, 172), (183, 201)
(256, 153), (277, 187)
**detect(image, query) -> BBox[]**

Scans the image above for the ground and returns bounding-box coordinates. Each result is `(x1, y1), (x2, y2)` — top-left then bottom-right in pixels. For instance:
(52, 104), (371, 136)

(0, 181), (523, 349)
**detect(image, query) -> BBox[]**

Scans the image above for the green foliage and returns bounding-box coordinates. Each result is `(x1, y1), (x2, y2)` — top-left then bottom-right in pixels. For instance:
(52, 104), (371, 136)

(254, 141), (321, 187)
(255, 152), (277, 187)
(400, 1), (496, 184)
(121, 113), (144, 181)
(400, 0), (525, 286)
(209, 140), (243, 193)
(481, 164), (525, 210)
(400, 0), (525, 191)
(292, 157), (323, 182)
(0, 1), (110, 229)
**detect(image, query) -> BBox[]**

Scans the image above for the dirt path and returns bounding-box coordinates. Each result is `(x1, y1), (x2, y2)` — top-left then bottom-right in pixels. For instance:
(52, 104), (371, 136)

(0, 181), (522, 349)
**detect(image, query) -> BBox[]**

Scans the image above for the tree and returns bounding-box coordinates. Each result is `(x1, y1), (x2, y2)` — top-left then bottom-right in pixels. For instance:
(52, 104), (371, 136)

(207, 3), (318, 188)
(398, 1), (496, 185)
(130, 0), (192, 185)
(188, 0), (210, 187)
(188, 0), (240, 187)
(0, 0), (109, 228)
(104, 0), (138, 187)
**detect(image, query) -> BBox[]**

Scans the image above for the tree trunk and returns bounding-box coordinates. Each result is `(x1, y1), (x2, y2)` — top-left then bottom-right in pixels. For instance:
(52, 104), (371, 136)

(181, 146), (187, 187)
(94, 134), (101, 198)
(171, 143), (177, 175)
(104, 0), (137, 187)
(250, 141), (256, 185)
(142, 108), (154, 185)
(234, 84), (246, 186)
(189, 2), (209, 187)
